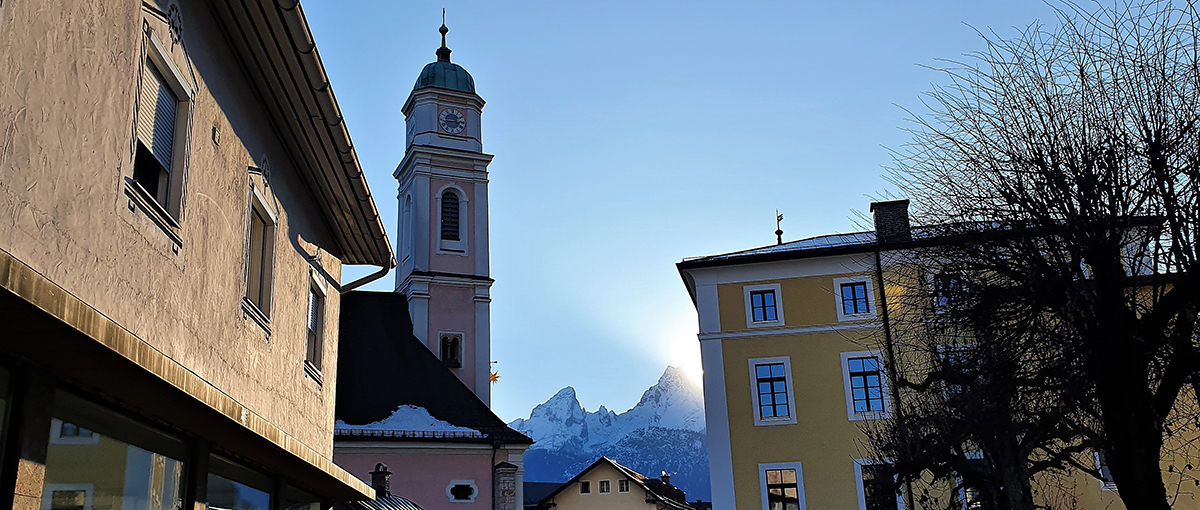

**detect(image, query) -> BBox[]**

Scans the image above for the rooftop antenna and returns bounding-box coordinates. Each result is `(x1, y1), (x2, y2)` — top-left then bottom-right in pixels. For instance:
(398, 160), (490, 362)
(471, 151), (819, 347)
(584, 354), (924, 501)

(775, 210), (784, 245)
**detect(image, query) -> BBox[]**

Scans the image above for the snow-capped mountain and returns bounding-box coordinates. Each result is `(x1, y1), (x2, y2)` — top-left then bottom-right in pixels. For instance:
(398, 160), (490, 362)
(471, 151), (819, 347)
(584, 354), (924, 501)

(508, 366), (710, 500)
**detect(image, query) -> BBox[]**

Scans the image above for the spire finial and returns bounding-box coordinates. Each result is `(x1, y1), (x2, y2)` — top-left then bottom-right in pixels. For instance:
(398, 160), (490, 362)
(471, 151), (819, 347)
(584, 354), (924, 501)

(775, 210), (784, 245)
(436, 9), (452, 62)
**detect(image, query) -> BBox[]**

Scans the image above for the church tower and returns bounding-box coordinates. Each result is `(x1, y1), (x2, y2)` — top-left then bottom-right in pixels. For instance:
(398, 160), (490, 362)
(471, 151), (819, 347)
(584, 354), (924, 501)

(395, 22), (494, 405)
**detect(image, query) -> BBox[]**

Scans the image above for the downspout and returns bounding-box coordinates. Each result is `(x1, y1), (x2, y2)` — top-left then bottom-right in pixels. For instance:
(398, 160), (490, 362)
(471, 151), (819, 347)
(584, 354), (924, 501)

(874, 246), (914, 510)
(340, 257), (396, 293)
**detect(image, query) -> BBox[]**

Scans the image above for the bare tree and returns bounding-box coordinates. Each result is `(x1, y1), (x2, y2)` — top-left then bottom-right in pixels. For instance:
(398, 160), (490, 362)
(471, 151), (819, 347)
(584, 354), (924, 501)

(868, 2), (1200, 509)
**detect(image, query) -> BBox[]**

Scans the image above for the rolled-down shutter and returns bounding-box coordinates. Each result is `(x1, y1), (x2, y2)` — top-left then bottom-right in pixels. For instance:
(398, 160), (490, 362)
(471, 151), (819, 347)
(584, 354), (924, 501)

(137, 63), (178, 170)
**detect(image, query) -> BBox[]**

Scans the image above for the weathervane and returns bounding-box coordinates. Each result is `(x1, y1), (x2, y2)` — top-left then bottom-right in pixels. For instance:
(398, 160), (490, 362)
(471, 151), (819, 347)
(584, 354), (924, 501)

(775, 210), (784, 245)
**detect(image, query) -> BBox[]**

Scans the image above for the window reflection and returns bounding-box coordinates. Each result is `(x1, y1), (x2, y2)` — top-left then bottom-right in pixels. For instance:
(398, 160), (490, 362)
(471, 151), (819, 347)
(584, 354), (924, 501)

(44, 392), (186, 510)
(208, 456), (272, 510)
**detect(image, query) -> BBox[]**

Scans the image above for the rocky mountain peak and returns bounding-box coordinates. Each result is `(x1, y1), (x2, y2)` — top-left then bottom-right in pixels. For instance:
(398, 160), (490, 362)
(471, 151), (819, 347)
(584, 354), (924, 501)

(509, 366), (710, 500)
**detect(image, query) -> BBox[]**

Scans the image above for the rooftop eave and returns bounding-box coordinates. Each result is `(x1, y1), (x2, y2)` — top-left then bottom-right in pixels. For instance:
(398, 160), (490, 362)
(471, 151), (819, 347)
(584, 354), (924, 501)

(213, 0), (394, 268)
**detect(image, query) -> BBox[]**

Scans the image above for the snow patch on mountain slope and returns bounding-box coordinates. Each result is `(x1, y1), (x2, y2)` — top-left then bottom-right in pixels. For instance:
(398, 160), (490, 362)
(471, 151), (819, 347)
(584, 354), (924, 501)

(508, 366), (710, 499)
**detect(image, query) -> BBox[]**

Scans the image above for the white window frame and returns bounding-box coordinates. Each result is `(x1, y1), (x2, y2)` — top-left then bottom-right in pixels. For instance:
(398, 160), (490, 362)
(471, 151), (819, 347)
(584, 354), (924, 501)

(758, 461), (806, 510)
(48, 419), (100, 445)
(41, 483), (94, 510)
(446, 480), (478, 503)
(744, 283), (784, 328)
(579, 480), (591, 495)
(436, 184), (468, 255)
(618, 479), (630, 493)
(598, 480), (611, 494)
(132, 29), (194, 222)
(853, 458), (905, 510)
(749, 356), (797, 426)
(841, 350), (892, 421)
(834, 275), (877, 322)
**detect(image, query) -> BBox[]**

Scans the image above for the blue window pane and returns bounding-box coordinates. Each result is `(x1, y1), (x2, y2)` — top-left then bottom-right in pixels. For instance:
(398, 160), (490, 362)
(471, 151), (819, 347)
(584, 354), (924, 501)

(842, 285), (854, 299)
(771, 364), (786, 377)
(863, 357), (879, 371)
(760, 394), (773, 406)
(870, 398), (884, 410)
(777, 404), (789, 417)
(751, 293), (763, 307)
(855, 401), (867, 412)
(866, 375), (880, 387)
(849, 359), (863, 372)
(853, 388), (866, 399)
(754, 308), (765, 322)
(852, 376), (865, 388)
(759, 382), (772, 394)
(763, 292), (775, 306)
(756, 365), (771, 379)
(868, 388), (882, 399)
(775, 393), (787, 404)
(773, 381), (786, 393)
(761, 406), (774, 418)
(764, 307), (776, 321)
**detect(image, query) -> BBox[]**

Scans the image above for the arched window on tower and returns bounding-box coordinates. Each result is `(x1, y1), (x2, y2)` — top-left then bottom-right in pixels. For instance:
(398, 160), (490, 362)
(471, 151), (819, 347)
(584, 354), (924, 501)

(440, 334), (462, 368)
(441, 190), (460, 241)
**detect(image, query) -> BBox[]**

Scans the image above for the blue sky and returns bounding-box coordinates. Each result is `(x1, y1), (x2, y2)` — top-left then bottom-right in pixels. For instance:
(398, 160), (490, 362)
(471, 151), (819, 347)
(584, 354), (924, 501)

(307, 0), (1062, 422)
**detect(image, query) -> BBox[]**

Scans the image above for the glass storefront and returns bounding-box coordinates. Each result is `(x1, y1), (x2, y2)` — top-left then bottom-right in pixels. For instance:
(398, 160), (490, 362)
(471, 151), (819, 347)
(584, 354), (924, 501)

(208, 455), (271, 510)
(43, 391), (187, 510)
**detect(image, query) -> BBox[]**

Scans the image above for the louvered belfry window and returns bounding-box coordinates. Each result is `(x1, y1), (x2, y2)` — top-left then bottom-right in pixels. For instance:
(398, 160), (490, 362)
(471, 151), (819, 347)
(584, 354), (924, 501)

(441, 190), (460, 241)
(133, 61), (178, 206)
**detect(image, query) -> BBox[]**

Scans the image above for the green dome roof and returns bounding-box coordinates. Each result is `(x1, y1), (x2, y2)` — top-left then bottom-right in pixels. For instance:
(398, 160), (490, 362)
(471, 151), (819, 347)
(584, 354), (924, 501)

(413, 61), (476, 94)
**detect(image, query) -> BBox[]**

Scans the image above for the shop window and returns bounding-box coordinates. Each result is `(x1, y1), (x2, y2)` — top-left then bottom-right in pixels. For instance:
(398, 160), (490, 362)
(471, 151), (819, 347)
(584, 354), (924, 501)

(209, 455), (272, 510)
(44, 391), (187, 510)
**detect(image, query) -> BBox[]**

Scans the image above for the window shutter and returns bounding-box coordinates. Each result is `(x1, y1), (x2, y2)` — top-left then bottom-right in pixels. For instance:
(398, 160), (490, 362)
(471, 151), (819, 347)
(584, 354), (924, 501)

(308, 289), (319, 333)
(137, 63), (178, 170)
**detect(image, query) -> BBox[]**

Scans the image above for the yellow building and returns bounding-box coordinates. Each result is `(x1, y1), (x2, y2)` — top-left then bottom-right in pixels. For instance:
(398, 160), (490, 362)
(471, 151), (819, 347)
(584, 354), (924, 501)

(529, 457), (693, 510)
(677, 200), (1131, 510)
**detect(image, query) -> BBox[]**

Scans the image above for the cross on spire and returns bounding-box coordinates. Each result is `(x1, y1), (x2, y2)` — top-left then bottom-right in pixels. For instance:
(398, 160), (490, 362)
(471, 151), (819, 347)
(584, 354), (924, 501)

(436, 9), (452, 62)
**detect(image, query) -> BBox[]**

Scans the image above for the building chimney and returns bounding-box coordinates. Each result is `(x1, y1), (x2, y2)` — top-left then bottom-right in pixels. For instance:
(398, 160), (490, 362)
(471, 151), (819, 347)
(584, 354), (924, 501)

(661, 472), (671, 486)
(370, 463), (391, 499)
(870, 199), (911, 243)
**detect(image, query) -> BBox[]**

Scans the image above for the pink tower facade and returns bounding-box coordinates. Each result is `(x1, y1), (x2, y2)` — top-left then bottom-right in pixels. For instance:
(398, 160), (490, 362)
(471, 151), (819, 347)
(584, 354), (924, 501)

(394, 35), (494, 405)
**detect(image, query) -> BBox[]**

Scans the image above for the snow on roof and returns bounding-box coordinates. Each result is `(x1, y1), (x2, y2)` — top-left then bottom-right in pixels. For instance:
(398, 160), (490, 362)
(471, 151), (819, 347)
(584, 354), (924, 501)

(682, 231), (877, 263)
(335, 405), (482, 439)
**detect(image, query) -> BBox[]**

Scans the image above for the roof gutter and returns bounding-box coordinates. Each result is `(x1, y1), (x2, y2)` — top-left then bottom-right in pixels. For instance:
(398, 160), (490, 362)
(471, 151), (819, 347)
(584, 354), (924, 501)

(272, 0), (394, 267)
(340, 258), (396, 293)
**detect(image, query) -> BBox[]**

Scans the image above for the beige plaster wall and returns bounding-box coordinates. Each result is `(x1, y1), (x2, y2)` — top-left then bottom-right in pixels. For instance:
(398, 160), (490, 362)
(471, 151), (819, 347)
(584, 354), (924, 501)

(0, 0), (346, 455)
(543, 463), (660, 510)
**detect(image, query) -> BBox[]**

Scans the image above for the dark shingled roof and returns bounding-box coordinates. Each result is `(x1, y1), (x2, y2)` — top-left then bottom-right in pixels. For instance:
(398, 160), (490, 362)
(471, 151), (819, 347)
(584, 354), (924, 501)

(335, 291), (531, 444)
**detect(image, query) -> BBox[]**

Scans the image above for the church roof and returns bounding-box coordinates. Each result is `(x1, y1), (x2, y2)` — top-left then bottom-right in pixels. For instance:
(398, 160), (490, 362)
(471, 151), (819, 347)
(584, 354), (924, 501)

(333, 291), (531, 444)
(413, 61), (475, 94)
(412, 21), (476, 94)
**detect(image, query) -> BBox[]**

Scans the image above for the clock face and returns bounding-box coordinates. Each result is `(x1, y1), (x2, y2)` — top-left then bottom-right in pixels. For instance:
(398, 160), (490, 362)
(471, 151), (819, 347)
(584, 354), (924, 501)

(439, 108), (466, 134)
